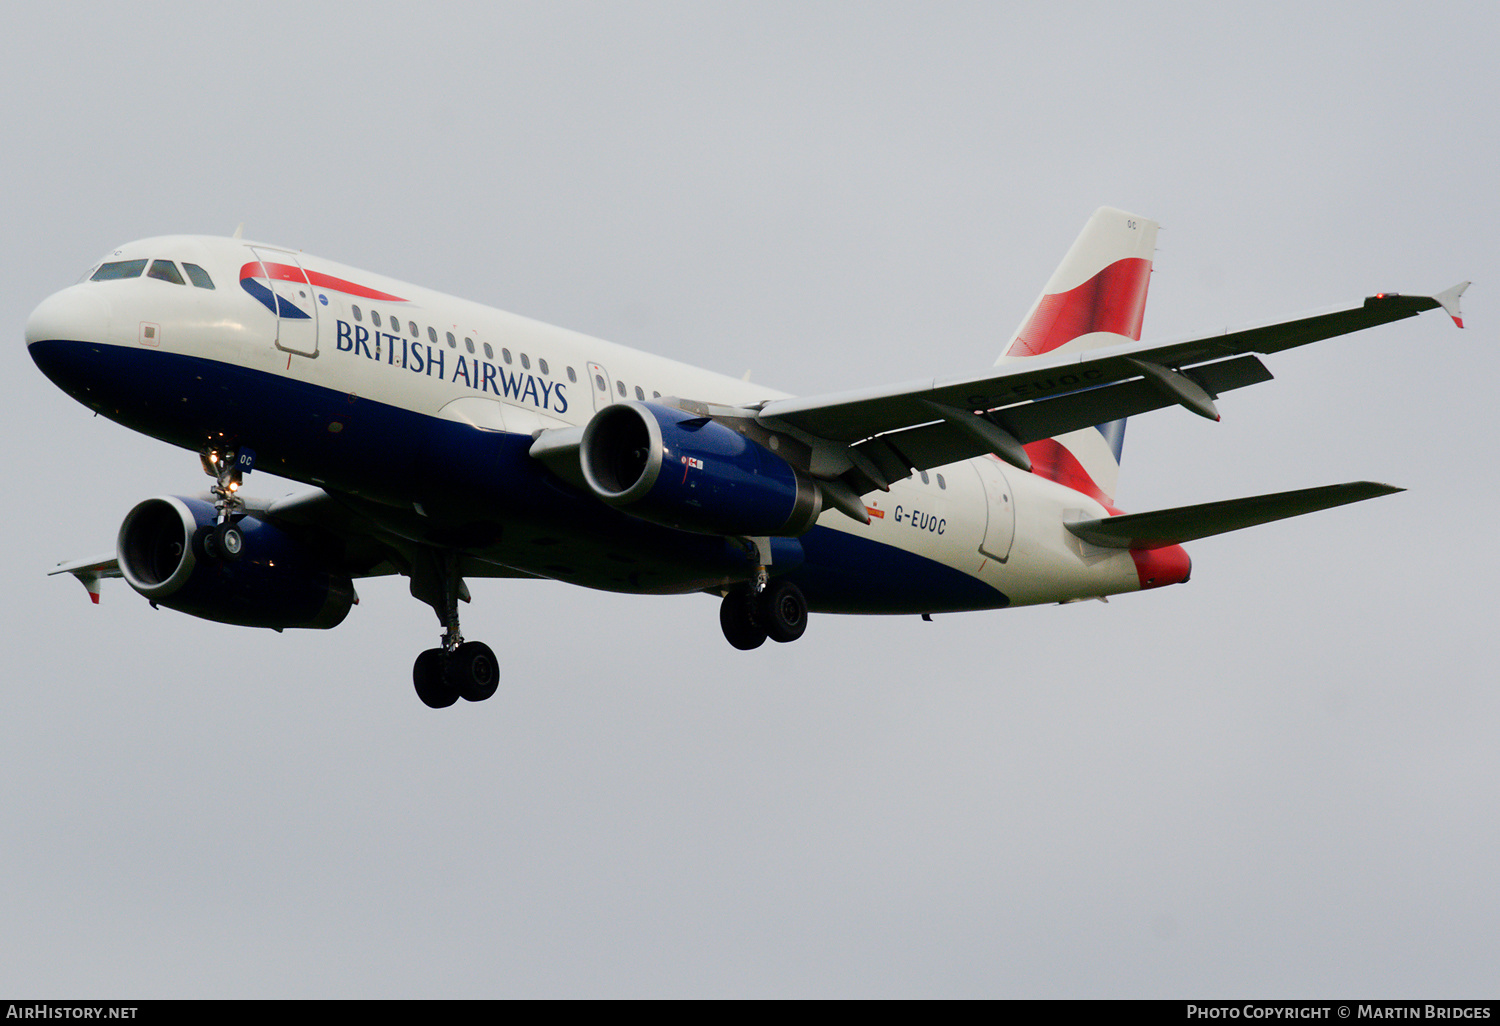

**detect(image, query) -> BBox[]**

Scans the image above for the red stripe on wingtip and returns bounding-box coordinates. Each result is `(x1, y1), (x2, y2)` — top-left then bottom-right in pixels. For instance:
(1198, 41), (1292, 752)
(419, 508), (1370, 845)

(1453, 315), (1464, 329)
(89, 592), (100, 604)
(1007, 257), (1152, 357)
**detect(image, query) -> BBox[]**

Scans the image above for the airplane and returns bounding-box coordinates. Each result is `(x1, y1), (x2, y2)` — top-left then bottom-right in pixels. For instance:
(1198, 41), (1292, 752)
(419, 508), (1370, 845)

(26, 208), (1467, 708)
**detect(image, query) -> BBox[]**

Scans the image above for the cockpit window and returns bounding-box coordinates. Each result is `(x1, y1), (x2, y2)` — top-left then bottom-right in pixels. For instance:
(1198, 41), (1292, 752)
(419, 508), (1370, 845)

(182, 263), (215, 289)
(90, 259), (148, 281)
(147, 260), (186, 285)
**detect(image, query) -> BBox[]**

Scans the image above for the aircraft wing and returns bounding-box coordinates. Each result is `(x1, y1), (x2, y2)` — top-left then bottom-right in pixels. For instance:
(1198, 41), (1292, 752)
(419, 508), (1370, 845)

(259, 489), (542, 582)
(755, 285), (1467, 492)
(50, 487), (539, 605)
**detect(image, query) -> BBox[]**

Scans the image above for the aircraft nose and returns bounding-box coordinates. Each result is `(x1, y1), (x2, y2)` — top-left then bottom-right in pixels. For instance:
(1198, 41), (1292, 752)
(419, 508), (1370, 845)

(26, 286), (111, 349)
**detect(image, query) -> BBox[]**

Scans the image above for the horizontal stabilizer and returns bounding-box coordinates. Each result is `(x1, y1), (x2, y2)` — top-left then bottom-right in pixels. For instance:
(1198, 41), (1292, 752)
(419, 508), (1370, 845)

(1065, 481), (1403, 550)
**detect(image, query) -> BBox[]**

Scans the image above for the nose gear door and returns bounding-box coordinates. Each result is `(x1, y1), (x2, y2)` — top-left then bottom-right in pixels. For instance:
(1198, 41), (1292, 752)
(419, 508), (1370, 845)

(243, 246), (319, 358)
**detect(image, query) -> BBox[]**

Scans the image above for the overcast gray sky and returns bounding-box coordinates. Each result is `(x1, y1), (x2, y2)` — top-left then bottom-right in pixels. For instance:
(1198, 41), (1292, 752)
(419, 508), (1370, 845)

(2, 0), (1496, 998)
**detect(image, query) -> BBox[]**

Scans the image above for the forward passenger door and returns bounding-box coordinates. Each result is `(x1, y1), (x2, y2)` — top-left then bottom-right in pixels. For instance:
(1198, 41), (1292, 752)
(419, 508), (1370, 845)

(244, 245), (319, 358)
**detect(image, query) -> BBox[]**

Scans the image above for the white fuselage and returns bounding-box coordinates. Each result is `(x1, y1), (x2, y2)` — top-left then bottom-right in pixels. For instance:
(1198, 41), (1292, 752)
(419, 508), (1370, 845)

(28, 235), (1153, 612)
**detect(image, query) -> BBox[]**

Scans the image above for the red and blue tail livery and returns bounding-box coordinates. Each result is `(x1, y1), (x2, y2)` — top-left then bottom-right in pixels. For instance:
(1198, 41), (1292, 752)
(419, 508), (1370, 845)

(27, 212), (1466, 708)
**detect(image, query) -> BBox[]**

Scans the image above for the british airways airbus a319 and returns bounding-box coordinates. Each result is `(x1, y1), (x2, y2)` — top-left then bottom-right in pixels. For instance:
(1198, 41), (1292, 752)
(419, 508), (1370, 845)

(26, 209), (1466, 707)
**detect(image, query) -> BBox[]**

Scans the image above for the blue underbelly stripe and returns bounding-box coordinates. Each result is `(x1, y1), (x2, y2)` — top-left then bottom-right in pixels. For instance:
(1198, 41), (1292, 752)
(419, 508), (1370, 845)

(29, 338), (1009, 612)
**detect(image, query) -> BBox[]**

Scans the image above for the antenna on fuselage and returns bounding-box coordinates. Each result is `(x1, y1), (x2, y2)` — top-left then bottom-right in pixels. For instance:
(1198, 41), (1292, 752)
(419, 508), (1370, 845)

(232, 223), (244, 240)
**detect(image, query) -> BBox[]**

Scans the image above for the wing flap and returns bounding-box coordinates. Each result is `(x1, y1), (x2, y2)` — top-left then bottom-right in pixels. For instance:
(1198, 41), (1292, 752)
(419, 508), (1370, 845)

(1064, 481), (1403, 550)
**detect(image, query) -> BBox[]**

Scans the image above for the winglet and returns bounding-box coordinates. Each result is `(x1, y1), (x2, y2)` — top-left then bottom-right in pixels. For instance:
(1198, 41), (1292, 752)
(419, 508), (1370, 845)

(1434, 281), (1469, 328)
(49, 553), (122, 605)
(77, 572), (103, 604)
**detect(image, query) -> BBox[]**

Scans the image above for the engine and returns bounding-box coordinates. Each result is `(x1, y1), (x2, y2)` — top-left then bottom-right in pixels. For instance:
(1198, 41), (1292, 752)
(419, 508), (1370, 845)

(580, 402), (822, 537)
(116, 496), (355, 629)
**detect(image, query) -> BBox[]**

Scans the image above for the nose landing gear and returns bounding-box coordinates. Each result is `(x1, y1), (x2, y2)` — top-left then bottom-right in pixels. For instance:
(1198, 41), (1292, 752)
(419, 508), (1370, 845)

(196, 446), (248, 561)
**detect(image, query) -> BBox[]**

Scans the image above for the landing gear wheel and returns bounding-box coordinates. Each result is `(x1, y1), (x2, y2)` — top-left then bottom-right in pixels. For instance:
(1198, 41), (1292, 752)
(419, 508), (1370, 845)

(213, 522), (243, 562)
(447, 641), (499, 702)
(413, 648), (459, 709)
(720, 586), (767, 650)
(410, 549), (498, 708)
(757, 579), (808, 643)
(196, 521), (244, 562)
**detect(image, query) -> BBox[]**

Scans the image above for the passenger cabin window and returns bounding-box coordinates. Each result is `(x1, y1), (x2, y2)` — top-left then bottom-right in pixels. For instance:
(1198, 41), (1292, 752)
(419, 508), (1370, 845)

(182, 263), (214, 289)
(91, 259), (148, 281)
(567, 367), (577, 383)
(465, 337), (475, 354)
(352, 305), (363, 321)
(521, 354), (531, 370)
(936, 474), (947, 489)
(446, 332), (456, 348)
(502, 348), (512, 365)
(372, 311), (382, 328)
(919, 471), (930, 484)
(635, 386), (645, 400)
(428, 326), (437, 343)
(147, 260), (185, 285)
(483, 343), (494, 360)
(409, 321), (419, 337)
(538, 358), (549, 375)
(616, 381), (627, 397)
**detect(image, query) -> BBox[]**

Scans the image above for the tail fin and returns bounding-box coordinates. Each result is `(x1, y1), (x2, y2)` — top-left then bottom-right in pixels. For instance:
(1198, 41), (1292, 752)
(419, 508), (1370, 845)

(998, 208), (1158, 505)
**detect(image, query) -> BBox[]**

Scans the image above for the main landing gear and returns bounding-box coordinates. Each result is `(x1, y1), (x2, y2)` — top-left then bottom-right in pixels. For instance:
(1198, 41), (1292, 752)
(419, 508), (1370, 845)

(409, 550), (499, 709)
(719, 572), (809, 651)
(412, 641), (498, 709)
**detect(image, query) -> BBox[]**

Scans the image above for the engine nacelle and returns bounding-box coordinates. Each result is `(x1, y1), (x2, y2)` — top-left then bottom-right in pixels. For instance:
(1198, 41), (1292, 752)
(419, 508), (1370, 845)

(580, 402), (822, 537)
(117, 496), (355, 630)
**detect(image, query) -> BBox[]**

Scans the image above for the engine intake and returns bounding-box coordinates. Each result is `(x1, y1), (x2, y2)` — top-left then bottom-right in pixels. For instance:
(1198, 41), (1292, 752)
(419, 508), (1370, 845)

(580, 402), (821, 537)
(117, 496), (354, 629)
